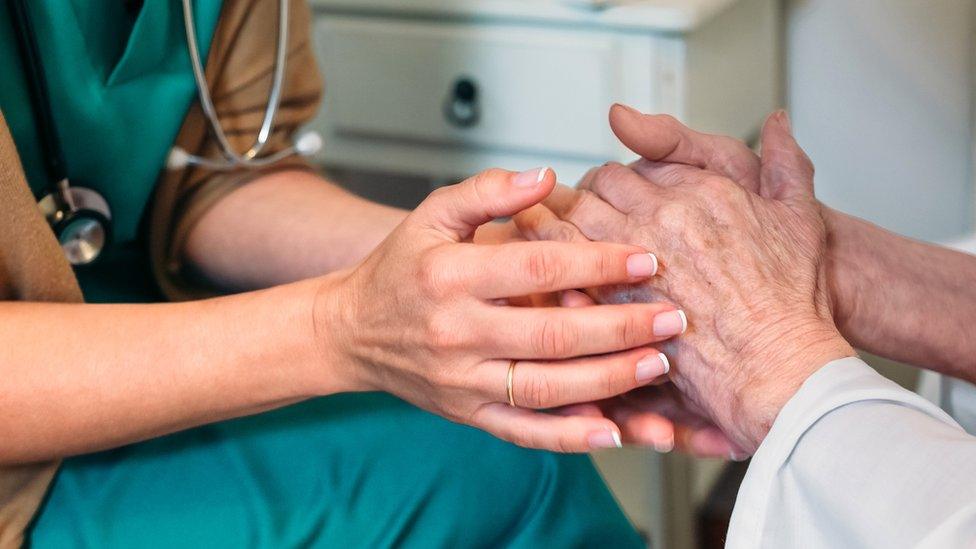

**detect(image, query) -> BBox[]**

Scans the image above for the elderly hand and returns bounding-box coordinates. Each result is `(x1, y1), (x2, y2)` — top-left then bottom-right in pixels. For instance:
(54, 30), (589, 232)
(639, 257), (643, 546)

(606, 105), (876, 345)
(315, 167), (689, 453)
(515, 113), (855, 452)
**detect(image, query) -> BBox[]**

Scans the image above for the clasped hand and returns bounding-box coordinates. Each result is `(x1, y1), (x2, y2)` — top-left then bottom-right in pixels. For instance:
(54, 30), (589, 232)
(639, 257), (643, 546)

(315, 106), (856, 457)
(314, 167), (690, 452)
(516, 107), (855, 453)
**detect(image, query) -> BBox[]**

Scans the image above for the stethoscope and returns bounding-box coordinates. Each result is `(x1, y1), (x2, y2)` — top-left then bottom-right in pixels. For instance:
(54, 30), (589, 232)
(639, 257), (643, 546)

(9, 0), (322, 266)
(166, 0), (322, 171)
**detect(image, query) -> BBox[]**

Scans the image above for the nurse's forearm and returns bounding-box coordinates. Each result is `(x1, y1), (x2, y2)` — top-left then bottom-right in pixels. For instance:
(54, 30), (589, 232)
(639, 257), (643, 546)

(827, 210), (976, 381)
(185, 170), (407, 291)
(0, 278), (346, 464)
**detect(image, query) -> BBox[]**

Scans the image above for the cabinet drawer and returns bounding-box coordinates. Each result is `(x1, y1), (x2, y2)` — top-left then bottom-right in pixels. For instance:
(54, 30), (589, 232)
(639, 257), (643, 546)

(315, 18), (634, 160)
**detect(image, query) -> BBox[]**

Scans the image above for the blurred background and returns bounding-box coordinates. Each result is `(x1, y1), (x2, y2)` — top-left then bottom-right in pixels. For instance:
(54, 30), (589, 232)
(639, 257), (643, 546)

(302, 0), (975, 547)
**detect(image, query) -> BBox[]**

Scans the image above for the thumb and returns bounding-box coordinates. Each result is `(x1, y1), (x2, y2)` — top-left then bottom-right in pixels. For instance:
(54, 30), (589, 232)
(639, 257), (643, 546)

(608, 104), (761, 192)
(609, 104), (694, 163)
(414, 167), (555, 241)
(759, 111), (816, 202)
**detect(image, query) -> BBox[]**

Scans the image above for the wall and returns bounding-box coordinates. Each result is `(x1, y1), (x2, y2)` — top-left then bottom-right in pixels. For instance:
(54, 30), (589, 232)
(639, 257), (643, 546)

(786, 0), (974, 242)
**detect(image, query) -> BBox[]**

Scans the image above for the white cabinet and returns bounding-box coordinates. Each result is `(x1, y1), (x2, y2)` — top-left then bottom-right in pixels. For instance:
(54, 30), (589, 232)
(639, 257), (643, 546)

(308, 0), (780, 185)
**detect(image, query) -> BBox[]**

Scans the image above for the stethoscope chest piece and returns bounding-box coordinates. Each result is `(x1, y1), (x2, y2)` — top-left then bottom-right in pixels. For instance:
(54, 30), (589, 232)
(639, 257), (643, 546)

(38, 183), (112, 266)
(9, 0), (113, 267)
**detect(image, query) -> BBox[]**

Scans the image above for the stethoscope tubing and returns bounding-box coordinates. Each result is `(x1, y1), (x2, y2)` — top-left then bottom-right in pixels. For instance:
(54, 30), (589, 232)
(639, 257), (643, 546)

(7, 0), (69, 189)
(169, 146), (301, 171)
(180, 0), (289, 166)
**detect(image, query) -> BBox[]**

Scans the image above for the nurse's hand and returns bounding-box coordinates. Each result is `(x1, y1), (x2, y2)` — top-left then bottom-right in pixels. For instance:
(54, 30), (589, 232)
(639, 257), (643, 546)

(552, 290), (745, 459)
(315, 168), (686, 453)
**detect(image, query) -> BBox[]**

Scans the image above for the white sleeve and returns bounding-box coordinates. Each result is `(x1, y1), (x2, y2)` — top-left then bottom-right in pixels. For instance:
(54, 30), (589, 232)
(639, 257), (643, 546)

(727, 357), (976, 548)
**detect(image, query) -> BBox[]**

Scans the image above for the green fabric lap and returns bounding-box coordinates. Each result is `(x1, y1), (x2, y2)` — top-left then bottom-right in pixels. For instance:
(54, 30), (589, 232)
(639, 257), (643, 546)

(29, 393), (642, 548)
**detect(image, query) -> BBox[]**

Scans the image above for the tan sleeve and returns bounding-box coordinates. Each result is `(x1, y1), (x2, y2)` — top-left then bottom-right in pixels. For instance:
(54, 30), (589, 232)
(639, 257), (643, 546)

(149, 0), (323, 301)
(0, 112), (81, 547)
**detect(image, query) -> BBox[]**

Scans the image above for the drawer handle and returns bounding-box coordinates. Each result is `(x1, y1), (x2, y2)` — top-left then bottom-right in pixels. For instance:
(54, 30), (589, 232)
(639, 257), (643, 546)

(444, 77), (481, 128)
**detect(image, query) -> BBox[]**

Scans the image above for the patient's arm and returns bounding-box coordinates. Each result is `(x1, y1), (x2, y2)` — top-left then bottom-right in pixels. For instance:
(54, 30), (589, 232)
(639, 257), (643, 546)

(823, 210), (976, 383)
(607, 104), (976, 383)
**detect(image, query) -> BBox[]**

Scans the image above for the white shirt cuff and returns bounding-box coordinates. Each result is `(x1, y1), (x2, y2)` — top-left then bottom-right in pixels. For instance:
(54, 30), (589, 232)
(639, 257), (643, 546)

(727, 356), (959, 547)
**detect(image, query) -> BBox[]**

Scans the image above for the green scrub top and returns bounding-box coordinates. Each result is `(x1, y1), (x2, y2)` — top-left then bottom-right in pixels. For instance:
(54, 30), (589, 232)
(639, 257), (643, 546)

(0, 0), (223, 302)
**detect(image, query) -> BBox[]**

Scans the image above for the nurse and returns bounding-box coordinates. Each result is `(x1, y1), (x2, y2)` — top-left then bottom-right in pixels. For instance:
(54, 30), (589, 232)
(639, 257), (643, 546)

(0, 1), (684, 546)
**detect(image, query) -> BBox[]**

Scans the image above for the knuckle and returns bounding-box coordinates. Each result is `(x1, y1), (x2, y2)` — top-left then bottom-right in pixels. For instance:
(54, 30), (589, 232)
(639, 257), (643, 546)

(614, 312), (644, 348)
(459, 168), (509, 218)
(470, 169), (501, 200)
(589, 163), (628, 193)
(510, 427), (536, 449)
(656, 113), (681, 128)
(417, 250), (458, 297)
(596, 249), (619, 282)
(525, 247), (565, 289)
(567, 189), (616, 233)
(441, 398), (473, 423)
(477, 167), (510, 182)
(657, 201), (693, 229)
(467, 168), (510, 201)
(655, 164), (690, 187)
(431, 398), (460, 422)
(569, 188), (600, 217)
(554, 436), (577, 454)
(698, 178), (744, 218)
(604, 370), (623, 397)
(425, 185), (452, 207)
(425, 311), (467, 351)
(550, 222), (580, 243)
(729, 138), (754, 157)
(576, 166), (601, 190)
(533, 317), (578, 357)
(520, 373), (559, 409)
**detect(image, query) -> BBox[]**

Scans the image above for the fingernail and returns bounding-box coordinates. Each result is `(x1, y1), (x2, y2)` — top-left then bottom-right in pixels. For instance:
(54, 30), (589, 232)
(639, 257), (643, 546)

(778, 110), (793, 133)
(514, 167), (549, 188)
(730, 450), (750, 462)
(588, 429), (623, 450)
(654, 435), (675, 454)
(626, 253), (658, 278)
(652, 310), (687, 337)
(636, 352), (670, 384)
(690, 428), (734, 456)
(613, 103), (641, 115)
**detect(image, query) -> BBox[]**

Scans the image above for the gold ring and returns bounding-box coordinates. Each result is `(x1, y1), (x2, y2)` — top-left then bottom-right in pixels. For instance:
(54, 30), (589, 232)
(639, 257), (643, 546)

(507, 360), (518, 407)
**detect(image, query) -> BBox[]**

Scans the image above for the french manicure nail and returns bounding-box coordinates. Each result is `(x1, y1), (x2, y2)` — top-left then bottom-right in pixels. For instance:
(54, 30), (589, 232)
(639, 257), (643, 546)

(730, 451), (750, 462)
(514, 167), (549, 188)
(653, 310), (688, 337)
(654, 435), (675, 454)
(636, 352), (670, 384)
(588, 429), (623, 450)
(626, 253), (658, 278)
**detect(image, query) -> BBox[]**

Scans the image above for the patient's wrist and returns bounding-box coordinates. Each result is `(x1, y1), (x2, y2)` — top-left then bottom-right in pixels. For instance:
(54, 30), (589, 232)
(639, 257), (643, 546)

(730, 322), (856, 450)
(824, 209), (860, 327)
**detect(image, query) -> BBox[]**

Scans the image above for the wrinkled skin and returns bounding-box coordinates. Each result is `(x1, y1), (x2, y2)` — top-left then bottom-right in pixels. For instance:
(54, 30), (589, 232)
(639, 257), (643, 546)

(516, 109), (856, 452)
